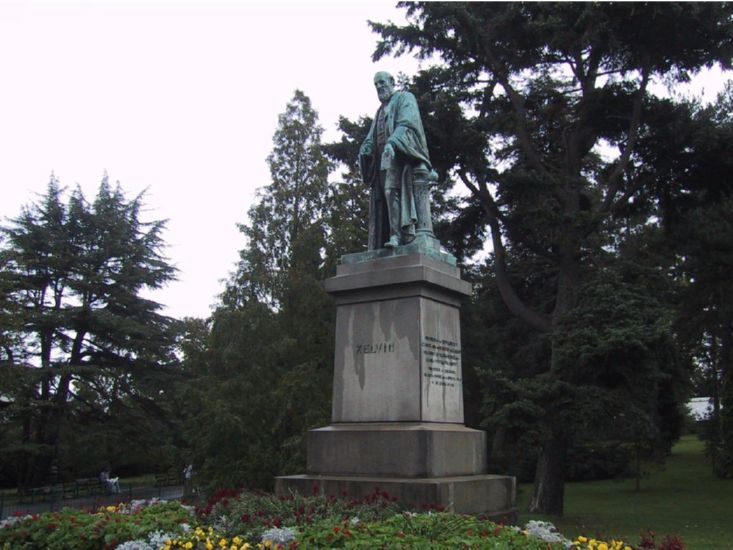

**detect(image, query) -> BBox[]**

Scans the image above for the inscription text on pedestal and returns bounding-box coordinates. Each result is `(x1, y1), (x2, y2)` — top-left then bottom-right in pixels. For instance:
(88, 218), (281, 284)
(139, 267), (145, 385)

(422, 335), (462, 388)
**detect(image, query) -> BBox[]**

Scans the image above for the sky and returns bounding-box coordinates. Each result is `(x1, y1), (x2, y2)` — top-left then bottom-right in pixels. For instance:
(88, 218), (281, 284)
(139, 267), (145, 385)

(0, 0), (423, 320)
(1, 1), (730, 321)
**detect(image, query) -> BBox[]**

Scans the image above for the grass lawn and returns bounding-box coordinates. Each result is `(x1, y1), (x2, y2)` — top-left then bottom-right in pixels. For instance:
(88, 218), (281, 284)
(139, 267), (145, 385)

(517, 435), (733, 549)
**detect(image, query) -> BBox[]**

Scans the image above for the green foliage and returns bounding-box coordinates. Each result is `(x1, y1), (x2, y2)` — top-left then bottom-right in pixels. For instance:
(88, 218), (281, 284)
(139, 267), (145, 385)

(297, 514), (566, 549)
(225, 90), (330, 309)
(0, 501), (192, 550)
(186, 91), (345, 492)
(195, 488), (403, 541)
(366, 2), (733, 513)
(0, 175), (179, 486)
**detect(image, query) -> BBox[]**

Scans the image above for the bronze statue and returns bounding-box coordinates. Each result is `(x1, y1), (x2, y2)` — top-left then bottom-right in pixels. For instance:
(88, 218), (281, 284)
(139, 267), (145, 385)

(359, 72), (436, 250)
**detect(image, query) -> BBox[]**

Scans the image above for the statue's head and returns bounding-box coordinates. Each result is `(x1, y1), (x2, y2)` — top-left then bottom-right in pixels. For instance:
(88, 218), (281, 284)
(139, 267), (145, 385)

(374, 71), (395, 104)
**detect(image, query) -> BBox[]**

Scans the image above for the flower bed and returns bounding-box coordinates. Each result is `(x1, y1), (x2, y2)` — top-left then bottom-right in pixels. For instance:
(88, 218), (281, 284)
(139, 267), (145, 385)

(0, 491), (679, 549)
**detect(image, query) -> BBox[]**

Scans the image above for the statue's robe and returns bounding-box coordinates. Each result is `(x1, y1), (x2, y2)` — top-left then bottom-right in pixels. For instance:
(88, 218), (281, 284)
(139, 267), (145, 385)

(360, 90), (433, 250)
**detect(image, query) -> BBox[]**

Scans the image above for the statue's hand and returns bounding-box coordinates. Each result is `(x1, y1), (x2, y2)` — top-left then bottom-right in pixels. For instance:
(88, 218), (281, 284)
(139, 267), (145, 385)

(360, 142), (372, 156)
(380, 143), (395, 170)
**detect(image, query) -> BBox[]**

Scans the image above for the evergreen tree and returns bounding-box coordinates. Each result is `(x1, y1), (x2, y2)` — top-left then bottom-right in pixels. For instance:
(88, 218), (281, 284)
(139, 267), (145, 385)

(648, 85), (733, 477)
(189, 91), (337, 490)
(369, 2), (733, 513)
(225, 90), (330, 309)
(0, 175), (177, 486)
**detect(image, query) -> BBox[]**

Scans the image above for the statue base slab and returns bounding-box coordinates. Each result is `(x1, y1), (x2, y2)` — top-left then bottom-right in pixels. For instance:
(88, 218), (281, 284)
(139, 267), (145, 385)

(306, 422), (487, 478)
(339, 235), (455, 266)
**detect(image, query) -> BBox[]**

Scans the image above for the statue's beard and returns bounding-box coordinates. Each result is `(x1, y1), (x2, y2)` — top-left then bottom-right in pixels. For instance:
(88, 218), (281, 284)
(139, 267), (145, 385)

(378, 90), (392, 103)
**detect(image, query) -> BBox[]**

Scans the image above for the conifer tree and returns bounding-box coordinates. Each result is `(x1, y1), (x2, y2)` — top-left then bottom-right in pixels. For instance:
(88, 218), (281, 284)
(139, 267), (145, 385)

(0, 175), (176, 486)
(369, 2), (733, 514)
(190, 91), (337, 490)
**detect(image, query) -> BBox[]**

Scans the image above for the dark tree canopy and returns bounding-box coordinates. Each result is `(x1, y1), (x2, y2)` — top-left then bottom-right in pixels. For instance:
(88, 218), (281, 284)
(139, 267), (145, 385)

(368, 2), (733, 514)
(0, 175), (177, 486)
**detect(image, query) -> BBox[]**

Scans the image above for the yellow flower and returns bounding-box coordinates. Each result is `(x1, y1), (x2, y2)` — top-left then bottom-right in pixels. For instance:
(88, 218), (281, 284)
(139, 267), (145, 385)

(206, 541), (214, 550)
(233, 537), (243, 545)
(106, 505), (117, 512)
(220, 538), (229, 548)
(599, 544), (609, 550)
(185, 543), (193, 550)
(577, 536), (588, 543)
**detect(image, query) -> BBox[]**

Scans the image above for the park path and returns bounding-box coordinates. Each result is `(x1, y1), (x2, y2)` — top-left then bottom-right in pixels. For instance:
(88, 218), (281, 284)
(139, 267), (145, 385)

(0, 485), (184, 520)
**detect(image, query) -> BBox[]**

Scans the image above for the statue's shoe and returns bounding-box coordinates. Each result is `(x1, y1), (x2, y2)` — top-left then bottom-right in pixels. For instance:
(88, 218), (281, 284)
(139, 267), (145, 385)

(383, 236), (400, 248)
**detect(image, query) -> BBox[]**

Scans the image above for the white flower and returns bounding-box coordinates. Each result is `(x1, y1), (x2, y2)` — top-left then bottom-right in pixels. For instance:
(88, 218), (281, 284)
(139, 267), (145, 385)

(524, 520), (573, 547)
(0, 515), (33, 529)
(261, 527), (297, 544)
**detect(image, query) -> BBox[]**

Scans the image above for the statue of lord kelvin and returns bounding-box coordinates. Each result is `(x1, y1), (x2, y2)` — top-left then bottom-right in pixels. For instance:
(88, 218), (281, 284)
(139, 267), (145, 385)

(359, 71), (438, 250)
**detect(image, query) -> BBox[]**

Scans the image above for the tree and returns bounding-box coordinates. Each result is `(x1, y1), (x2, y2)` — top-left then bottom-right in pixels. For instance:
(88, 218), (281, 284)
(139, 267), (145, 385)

(370, 2), (733, 513)
(189, 91), (338, 490)
(224, 90), (330, 309)
(651, 86), (733, 476)
(0, 175), (177, 486)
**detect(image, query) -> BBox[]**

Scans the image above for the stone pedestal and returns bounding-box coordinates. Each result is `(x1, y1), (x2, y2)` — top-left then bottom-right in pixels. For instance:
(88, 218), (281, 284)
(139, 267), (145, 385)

(276, 248), (516, 519)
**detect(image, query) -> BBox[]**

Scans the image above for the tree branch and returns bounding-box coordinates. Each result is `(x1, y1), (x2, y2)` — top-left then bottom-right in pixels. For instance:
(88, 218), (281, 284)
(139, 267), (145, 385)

(458, 171), (552, 333)
(600, 57), (651, 213)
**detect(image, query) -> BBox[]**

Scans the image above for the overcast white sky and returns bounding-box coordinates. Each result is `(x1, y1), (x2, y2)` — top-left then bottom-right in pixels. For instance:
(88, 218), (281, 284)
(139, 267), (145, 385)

(1, 1), (729, 321)
(0, 1), (423, 319)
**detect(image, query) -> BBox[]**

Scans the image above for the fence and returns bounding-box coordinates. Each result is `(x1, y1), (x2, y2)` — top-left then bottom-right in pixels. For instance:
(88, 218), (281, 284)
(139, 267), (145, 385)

(0, 483), (183, 520)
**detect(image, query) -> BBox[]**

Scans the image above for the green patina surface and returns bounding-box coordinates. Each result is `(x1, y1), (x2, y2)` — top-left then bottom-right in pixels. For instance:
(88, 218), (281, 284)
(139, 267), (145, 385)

(339, 235), (456, 266)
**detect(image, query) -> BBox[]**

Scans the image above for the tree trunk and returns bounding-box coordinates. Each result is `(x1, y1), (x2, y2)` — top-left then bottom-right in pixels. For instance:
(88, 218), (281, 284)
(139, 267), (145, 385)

(530, 432), (568, 515)
(717, 317), (733, 477)
(530, 245), (580, 514)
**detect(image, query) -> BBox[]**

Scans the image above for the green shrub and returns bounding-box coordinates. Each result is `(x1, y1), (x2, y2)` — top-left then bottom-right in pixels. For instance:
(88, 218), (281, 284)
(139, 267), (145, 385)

(195, 488), (403, 540)
(298, 513), (566, 549)
(0, 501), (192, 550)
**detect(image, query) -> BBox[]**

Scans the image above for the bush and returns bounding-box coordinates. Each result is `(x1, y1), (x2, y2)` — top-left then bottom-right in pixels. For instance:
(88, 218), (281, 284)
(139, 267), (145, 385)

(0, 493), (681, 549)
(566, 441), (634, 481)
(298, 513), (569, 549)
(195, 488), (403, 541)
(0, 501), (192, 550)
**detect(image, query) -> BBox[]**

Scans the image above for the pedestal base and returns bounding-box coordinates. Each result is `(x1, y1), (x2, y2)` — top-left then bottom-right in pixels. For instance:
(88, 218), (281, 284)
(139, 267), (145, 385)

(275, 253), (516, 520)
(307, 423), (487, 478)
(275, 473), (517, 520)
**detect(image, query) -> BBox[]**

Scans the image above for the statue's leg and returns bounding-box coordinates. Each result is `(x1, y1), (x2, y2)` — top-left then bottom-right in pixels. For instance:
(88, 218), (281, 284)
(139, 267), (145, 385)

(383, 163), (401, 248)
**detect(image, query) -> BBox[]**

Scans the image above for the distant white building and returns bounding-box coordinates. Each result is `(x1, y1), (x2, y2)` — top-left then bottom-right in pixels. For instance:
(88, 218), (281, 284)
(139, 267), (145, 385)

(687, 397), (714, 421)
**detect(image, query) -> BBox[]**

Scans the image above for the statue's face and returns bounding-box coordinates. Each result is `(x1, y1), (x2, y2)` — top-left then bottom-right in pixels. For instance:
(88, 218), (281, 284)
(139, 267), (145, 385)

(374, 73), (395, 104)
